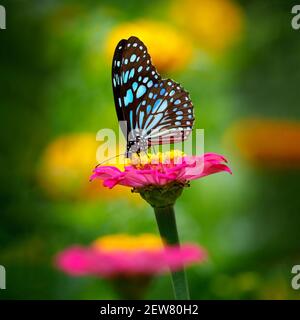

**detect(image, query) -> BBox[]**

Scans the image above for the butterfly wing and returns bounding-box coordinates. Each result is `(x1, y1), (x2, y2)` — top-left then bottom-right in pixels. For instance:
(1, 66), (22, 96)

(112, 36), (161, 137)
(111, 36), (195, 153)
(111, 38), (127, 132)
(134, 79), (195, 145)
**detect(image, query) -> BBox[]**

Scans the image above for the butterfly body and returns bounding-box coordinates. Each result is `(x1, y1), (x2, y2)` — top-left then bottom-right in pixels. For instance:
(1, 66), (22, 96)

(126, 135), (148, 156)
(111, 36), (195, 157)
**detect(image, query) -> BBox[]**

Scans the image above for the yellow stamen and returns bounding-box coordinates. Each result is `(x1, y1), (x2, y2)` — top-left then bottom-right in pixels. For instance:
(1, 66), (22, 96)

(128, 150), (185, 167)
(92, 234), (164, 252)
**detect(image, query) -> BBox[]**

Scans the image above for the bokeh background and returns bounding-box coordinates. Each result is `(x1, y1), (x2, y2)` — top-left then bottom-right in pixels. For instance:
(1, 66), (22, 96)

(1, 0), (300, 299)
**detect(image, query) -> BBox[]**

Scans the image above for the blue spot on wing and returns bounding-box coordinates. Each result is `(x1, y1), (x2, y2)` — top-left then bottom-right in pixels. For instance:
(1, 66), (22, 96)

(144, 115), (153, 129)
(152, 99), (162, 113)
(129, 68), (135, 79)
(123, 71), (129, 83)
(152, 99), (168, 113)
(130, 54), (137, 62)
(132, 82), (138, 91)
(145, 113), (164, 131)
(147, 80), (153, 88)
(124, 89), (133, 107)
(156, 100), (168, 113)
(129, 110), (134, 128)
(139, 111), (145, 128)
(136, 85), (147, 98)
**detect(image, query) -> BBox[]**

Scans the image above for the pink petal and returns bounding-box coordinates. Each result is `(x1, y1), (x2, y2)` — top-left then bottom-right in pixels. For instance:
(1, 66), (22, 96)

(90, 153), (232, 189)
(55, 244), (207, 277)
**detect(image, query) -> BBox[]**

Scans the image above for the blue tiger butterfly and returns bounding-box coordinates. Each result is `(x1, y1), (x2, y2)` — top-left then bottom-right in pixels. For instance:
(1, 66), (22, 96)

(112, 36), (195, 157)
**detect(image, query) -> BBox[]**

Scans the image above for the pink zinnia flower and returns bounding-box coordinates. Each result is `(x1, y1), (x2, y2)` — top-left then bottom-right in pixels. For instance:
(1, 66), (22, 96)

(55, 234), (206, 278)
(90, 151), (231, 189)
(88, 150), (231, 299)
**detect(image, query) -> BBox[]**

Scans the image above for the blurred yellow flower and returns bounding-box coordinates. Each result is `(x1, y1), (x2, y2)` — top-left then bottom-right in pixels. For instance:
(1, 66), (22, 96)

(105, 20), (193, 72)
(225, 119), (300, 168)
(37, 133), (142, 202)
(93, 234), (163, 253)
(170, 0), (244, 54)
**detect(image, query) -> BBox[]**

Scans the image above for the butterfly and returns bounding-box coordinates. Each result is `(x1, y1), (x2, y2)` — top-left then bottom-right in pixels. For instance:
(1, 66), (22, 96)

(112, 36), (195, 157)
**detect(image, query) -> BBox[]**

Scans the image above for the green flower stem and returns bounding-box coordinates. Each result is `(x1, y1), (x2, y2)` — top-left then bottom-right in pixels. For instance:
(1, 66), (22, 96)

(136, 182), (189, 299)
(154, 205), (190, 300)
(112, 276), (152, 300)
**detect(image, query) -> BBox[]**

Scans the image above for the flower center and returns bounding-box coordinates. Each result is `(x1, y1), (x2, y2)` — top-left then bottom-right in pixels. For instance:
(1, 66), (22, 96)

(92, 234), (163, 252)
(128, 150), (185, 169)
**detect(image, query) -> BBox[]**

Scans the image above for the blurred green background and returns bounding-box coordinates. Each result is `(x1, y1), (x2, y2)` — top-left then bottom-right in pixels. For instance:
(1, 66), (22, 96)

(1, 0), (300, 299)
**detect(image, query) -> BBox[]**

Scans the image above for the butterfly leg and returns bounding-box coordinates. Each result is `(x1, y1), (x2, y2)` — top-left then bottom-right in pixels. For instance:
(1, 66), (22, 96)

(152, 145), (157, 155)
(140, 149), (150, 160)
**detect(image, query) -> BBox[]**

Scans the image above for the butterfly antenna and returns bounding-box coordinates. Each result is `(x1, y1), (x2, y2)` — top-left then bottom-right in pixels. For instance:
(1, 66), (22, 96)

(95, 153), (125, 167)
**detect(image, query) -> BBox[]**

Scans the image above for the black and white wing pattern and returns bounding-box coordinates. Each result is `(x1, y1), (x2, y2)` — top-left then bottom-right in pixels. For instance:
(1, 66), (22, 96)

(111, 36), (195, 154)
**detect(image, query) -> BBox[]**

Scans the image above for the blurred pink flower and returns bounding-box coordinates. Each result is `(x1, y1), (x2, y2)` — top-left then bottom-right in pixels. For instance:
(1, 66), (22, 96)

(56, 243), (206, 278)
(90, 152), (231, 189)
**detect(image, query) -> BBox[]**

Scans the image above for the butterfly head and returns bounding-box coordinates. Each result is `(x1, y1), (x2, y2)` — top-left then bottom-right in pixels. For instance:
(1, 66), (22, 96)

(126, 135), (148, 158)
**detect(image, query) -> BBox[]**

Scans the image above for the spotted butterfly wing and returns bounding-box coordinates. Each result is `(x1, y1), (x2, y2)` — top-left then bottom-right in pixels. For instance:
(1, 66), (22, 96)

(112, 36), (194, 155)
(112, 37), (161, 139)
